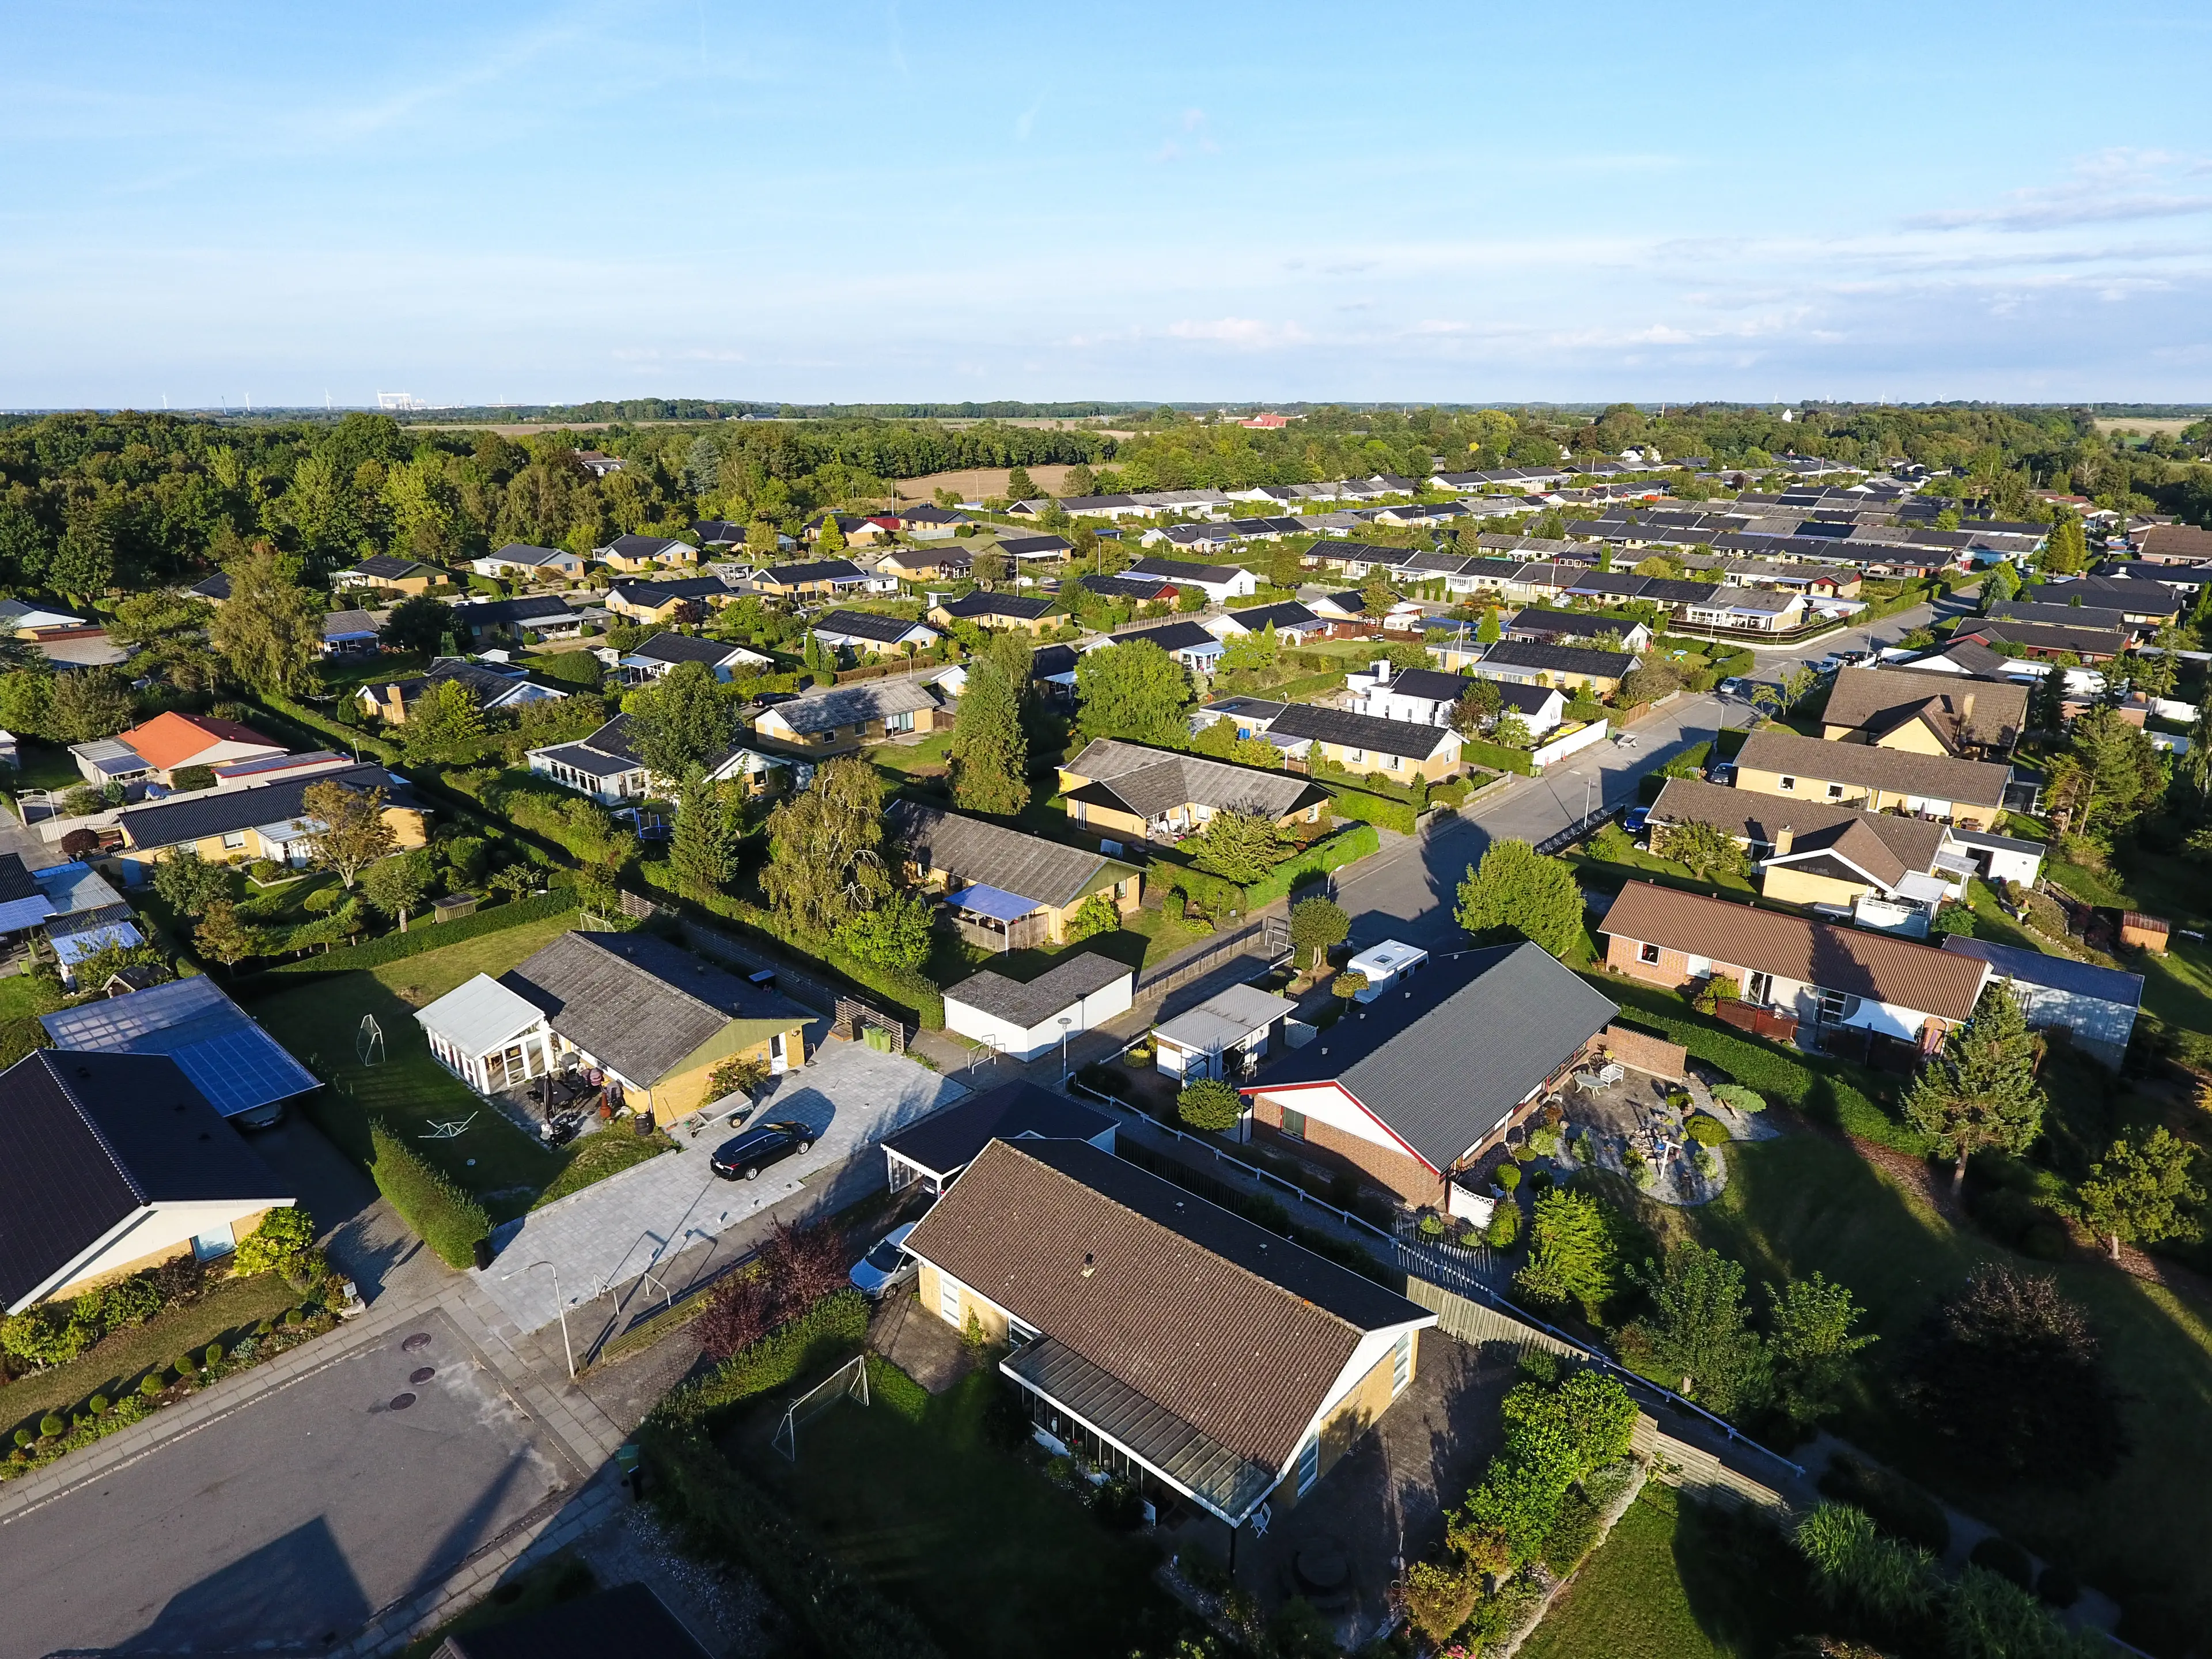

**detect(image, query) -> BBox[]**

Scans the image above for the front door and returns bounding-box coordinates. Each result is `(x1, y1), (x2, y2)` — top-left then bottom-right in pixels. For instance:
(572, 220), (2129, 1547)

(769, 1032), (790, 1075)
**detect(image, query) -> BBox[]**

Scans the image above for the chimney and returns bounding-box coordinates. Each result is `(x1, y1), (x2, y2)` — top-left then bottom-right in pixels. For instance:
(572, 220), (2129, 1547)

(1772, 824), (1794, 858)
(1960, 691), (1975, 732)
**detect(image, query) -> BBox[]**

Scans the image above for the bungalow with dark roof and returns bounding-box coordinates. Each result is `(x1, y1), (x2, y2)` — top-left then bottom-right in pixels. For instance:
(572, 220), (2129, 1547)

(1124, 556), (1259, 603)
(1468, 638), (1635, 696)
(887, 800), (1141, 951)
(1940, 936), (2142, 1069)
(880, 1078), (1115, 1196)
(747, 558), (884, 599)
(593, 533), (696, 571)
(604, 577), (737, 625)
(809, 608), (940, 658)
(448, 593), (589, 643)
(415, 931), (812, 1118)
(527, 712), (787, 805)
(1074, 573), (1179, 607)
(1243, 942), (1617, 1212)
(109, 762), (429, 884)
(902, 1138), (1436, 1538)
(877, 544), (974, 582)
(1207, 601), (1327, 644)
(617, 631), (772, 685)
(751, 675), (949, 753)
(927, 591), (1059, 636)
(333, 555), (441, 597)
(1196, 702), (1464, 783)
(1057, 738), (1330, 845)
(1101, 619), (1226, 672)
(357, 657), (569, 725)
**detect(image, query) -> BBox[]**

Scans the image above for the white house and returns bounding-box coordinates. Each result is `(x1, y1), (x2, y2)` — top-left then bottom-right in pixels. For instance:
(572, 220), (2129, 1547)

(1124, 556), (1259, 604)
(474, 543), (586, 581)
(944, 951), (1134, 1063)
(1152, 984), (1297, 1082)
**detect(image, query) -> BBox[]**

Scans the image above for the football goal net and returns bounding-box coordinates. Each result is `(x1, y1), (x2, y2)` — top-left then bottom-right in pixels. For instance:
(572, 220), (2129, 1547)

(770, 1353), (871, 1461)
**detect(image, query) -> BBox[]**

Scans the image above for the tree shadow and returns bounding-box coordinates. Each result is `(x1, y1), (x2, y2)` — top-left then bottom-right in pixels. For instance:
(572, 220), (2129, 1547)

(118, 1514), (371, 1655)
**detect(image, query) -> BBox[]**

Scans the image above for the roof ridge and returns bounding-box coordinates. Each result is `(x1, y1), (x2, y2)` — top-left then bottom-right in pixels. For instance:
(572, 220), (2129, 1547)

(995, 1141), (1364, 1338)
(41, 1051), (149, 1206)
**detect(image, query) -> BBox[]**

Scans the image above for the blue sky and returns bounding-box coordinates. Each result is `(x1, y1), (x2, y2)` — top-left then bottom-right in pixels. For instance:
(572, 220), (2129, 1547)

(5, 1), (2211, 407)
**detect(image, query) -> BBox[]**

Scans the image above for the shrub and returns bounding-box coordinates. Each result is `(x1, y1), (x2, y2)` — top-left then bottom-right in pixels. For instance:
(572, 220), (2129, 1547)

(11, 1429), (29, 1447)
(139, 1373), (164, 1397)
(1176, 1077), (1243, 1133)
(1709, 1082), (1766, 1114)
(1817, 1453), (1950, 1555)
(233, 1206), (317, 1276)
(37, 1415), (62, 1439)
(1685, 1113), (1730, 1146)
(1419, 1212), (1446, 1238)
(1495, 1163), (1521, 1192)
(202, 1343), (224, 1369)
(1969, 1535), (2035, 1590)
(88, 1393), (109, 1415)
(1400, 1559), (1479, 1645)
(367, 1122), (490, 1268)
(1486, 1206), (1520, 1249)
(1540, 1487), (1607, 1575)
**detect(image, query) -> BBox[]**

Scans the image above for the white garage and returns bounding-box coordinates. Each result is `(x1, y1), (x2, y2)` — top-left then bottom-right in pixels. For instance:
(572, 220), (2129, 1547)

(945, 951), (1135, 1064)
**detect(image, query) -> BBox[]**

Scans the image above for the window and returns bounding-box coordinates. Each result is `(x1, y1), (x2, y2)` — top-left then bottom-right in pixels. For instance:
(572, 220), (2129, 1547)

(1817, 987), (1852, 1021)
(191, 1224), (236, 1261)
(1279, 1107), (1307, 1141)
(1348, 749), (1365, 765)
(1296, 1434), (1320, 1496)
(1638, 942), (1661, 965)
(221, 831), (248, 849)
(1391, 1331), (1414, 1396)
(1825, 784), (1844, 801)
(1777, 776), (1796, 793)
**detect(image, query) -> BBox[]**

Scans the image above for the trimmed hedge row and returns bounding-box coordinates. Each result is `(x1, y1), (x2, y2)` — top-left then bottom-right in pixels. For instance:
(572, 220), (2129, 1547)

(641, 1292), (942, 1659)
(1461, 737), (1535, 777)
(1322, 784), (1419, 836)
(255, 892), (577, 979)
(1595, 978), (1930, 1156)
(368, 1121), (491, 1267)
(1154, 822), (1382, 915)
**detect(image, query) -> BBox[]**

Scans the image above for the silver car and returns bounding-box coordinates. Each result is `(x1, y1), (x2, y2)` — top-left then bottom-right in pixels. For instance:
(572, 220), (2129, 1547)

(848, 1221), (920, 1298)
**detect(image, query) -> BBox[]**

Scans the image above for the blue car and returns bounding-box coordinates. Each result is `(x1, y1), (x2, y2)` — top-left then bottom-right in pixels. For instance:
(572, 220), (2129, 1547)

(1623, 806), (1651, 834)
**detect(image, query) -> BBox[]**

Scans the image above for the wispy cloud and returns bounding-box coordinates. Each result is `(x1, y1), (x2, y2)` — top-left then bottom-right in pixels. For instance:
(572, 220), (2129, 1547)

(1165, 317), (1308, 347)
(1906, 149), (2212, 232)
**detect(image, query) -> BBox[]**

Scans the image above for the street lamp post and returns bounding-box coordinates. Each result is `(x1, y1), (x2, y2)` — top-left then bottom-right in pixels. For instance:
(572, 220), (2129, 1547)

(1058, 1016), (1074, 1084)
(528, 1259), (575, 1381)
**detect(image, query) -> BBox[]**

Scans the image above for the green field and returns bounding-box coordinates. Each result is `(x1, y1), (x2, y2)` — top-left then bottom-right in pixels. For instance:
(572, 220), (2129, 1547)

(251, 914), (668, 1222)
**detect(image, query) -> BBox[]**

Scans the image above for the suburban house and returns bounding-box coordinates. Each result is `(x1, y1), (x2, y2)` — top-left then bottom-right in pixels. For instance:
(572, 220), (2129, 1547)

(41, 974), (321, 1129)
(571, 450), (624, 478)
(186, 572), (230, 605)
(108, 762), (428, 885)
(887, 800), (1141, 951)
(1241, 942), (1616, 1213)
(1123, 556), (1260, 604)
(1950, 614), (2127, 664)
(1058, 738), (1331, 844)
(415, 930), (813, 1117)
(902, 1138), (1435, 1540)
(892, 503), (972, 540)
(1208, 601), (1328, 645)
(0, 600), (86, 639)
(1940, 937), (2143, 1069)
(604, 577), (737, 625)
(593, 533), (696, 571)
(1679, 588), (1806, 634)
(0, 1051), (294, 1314)
(448, 593), (588, 643)
(1196, 702), (1465, 783)
(1104, 619), (1226, 673)
(2021, 577), (2180, 626)
(809, 609), (941, 657)
(1599, 881), (1989, 1057)
(944, 951), (1134, 1062)
(1984, 599), (2142, 645)
(616, 631), (772, 685)
(1469, 639), (1634, 696)
(748, 558), (882, 600)
(2133, 523), (2212, 564)
(70, 711), (287, 789)
(1819, 666), (2027, 760)
(1945, 825), (2046, 889)
(319, 608), (382, 658)
(927, 592), (1059, 635)
(880, 1079), (1115, 1198)
(527, 713), (787, 805)
(1342, 664), (1474, 727)
(1075, 573), (1179, 607)
(1730, 728), (2010, 831)
(804, 512), (895, 547)
(333, 555), (440, 596)
(750, 676), (949, 753)
(990, 533), (1076, 565)
(1502, 608), (1654, 654)
(472, 543), (586, 582)
(1648, 777), (1974, 929)
(876, 545), (974, 582)
(1153, 984), (1298, 1082)
(357, 657), (569, 724)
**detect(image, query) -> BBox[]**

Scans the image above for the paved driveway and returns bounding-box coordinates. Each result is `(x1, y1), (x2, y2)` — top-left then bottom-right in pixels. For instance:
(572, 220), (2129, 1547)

(0, 1309), (569, 1657)
(474, 1043), (967, 1334)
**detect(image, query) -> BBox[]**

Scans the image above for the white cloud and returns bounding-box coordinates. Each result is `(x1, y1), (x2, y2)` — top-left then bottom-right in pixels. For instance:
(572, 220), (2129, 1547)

(1165, 317), (1309, 347)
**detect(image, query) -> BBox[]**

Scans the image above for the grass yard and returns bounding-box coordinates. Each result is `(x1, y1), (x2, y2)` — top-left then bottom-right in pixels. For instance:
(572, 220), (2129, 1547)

(0, 1268), (301, 1438)
(736, 1370), (1186, 1659)
(1563, 846), (1759, 900)
(251, 914), (664, 1224)
(870, 729), (955, 779)
(1519, 1486), (1812, 1659)
(8, 740), (85, 798)
(1643, 1129), (2212, 1643)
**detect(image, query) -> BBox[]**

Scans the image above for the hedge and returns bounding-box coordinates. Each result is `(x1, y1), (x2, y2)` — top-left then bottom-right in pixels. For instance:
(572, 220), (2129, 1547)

(1594, 978), (1930, 1156)
(1323, 785), (1418, 836)
(254, 892), (577, 980)
(641, 1292), (943, 1659)
(634, 865), (946, 1029)
(368, 1121), (490, 1267)
(1461, 737), (1535, 777)
(255, 693), (399, 763)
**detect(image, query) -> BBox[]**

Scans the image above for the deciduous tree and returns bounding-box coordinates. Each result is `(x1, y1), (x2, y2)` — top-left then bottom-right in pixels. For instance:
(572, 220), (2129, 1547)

(1902, 981), (2046, 1194)
(1188, 808), (1292, 884)
(209, 546), (321, 694)
(194, 900), (265, 970)
(623, 660), (735, 785)
(1622, 1243), (1771, 1415)
(759, 756), (889, 937)
(1449, 679), (1502, 737)
(2074, 1126), (2204, 1262)
(833, 887), (934, 970)
(399, 676), (486, 762)
(1074, 639), (1193, 748)
(1768, 1272), (1876, 1430)
(48, 666), (134, 742)
(302, 779), (396, 890)
(359, 851), (432, 932)
(153, 845), (234, 914)
(1656, 819), (1746, 880)
(1289, 896), (1349, 972)
(948, 658), (1029, 815)
(379, 594), (452, 656)
(1455, 839), (1584, 959)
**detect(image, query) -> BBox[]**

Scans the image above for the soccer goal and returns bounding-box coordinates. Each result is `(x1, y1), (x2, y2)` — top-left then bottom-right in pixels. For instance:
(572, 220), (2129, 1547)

(770, 1353), (871, 1461)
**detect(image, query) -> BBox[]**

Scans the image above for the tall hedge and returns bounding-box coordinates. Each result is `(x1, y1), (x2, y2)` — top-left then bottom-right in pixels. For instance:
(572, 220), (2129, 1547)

(1321, 786), (1419, 836)
(256, 893), (577, 979)
(1460, 738), (1535, 777)
(368, 1121), (490, 1267)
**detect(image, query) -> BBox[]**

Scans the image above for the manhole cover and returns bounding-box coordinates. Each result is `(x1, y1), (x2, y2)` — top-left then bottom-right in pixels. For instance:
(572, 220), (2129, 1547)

(410, 1367), (435, 1385)
(389, 1392), (417, 1410)
(401, 1332), (431, 1353)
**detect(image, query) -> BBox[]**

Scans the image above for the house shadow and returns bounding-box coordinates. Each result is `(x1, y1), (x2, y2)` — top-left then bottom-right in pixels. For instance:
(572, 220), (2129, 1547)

(108, 1515), (370, 1656)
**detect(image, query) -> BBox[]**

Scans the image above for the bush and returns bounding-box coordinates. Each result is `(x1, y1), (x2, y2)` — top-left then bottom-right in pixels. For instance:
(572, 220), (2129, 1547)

(10, 1429), (28, 1446)
(1540, 1487), (1607, 1575)
(233, 1206), (317, 1275)
(1400, 1558), (1479, 1644)
(169, 764), (217, 793)
(202, 1343), (224, 1369)
(1709, 1082), (1766, 1114)
(1419, 1212), (1446, 1238)
(139, 1373), (164, 1397)
(88, 1393), (109, 1415)
(1495, 1163), (1521, 1192)
(367, 1122), (490, 1268)
(1320, 785), (1417, 836)
(1487, 1206), (1520, 1249)
(37, 1415), (62, 1439)
(1969, 1535), (2035, 1590)
(1176, 1077), (1243, 1133)
(1817, 1452), (1950, 1555)
(1685, 1113), (1730, 1147)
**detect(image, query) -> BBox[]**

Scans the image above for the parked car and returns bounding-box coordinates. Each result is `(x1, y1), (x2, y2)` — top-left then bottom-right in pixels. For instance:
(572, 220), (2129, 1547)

(1623, 806), (1651, 834)
(1707, 761), (1736, 785)
(849, 1221), (921, 1298)
(1718, 677), (1746, 695)
(710, 1119), (814, 1181)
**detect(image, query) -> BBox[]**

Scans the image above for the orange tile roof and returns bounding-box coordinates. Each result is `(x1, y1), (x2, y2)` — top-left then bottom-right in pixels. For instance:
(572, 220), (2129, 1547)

(120, 711), (280, 772)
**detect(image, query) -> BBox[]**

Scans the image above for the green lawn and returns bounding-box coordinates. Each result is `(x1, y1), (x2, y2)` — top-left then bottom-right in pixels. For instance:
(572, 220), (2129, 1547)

(9, 741), (84, 797)
(1564, 847), (1759, 900)
(740, 1370), (1186, 1659)
(252, 915), (665, 1222)
(0, 1268), (300, 1440)
(1655, 1130), (2212, 1642)
(871, 730), (955, 780)
(1519, 1486), (1813, 1659)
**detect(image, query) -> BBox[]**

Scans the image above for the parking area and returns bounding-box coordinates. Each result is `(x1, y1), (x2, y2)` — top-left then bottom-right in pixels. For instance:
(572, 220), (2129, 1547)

(473, 1041), (968, 1334)
(0, 1308), (574, 1657)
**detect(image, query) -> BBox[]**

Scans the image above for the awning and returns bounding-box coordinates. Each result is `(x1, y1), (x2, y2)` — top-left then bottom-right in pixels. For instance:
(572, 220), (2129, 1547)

(945, 884), (1041, 924)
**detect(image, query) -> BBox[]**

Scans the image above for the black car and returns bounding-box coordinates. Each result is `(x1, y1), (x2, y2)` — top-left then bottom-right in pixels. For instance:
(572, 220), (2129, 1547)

(710, 1120), (814, 1181)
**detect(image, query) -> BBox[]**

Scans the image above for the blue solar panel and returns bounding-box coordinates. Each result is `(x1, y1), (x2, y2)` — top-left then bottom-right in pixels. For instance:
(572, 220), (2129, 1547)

(945, 884), (1040, 923)
(39, 976), (320, 1118)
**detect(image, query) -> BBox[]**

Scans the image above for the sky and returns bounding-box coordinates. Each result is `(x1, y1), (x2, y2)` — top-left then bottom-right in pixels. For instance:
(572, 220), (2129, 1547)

(5, 1), (2212, 408)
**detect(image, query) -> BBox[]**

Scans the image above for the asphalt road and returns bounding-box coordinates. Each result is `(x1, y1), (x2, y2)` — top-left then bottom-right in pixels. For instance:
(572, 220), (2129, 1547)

(0, 1310), (575, 1657)
(1328, 589), (1974, 955)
